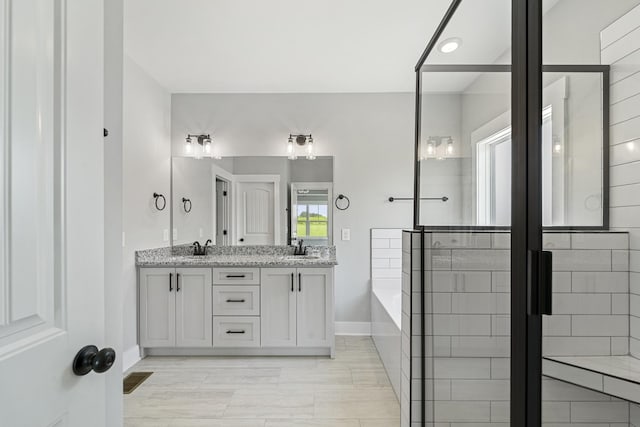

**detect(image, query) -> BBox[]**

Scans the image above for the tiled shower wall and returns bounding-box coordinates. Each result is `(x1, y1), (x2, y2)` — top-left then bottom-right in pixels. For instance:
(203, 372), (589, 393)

(603, 3), (640, 358)
(401, 230), (632, 426)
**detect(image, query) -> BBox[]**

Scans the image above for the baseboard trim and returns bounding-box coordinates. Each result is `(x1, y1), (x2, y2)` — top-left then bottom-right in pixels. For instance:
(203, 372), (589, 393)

(122, 345), (141, 373)
(335, 321), (371, 336)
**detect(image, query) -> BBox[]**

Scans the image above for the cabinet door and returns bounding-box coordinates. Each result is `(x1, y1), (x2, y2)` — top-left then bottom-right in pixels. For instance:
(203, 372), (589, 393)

(176, 268), (213, 347)
(297, 268), (333, 347)
(261, 268), (297, 347)
(140, 268), (176, 348)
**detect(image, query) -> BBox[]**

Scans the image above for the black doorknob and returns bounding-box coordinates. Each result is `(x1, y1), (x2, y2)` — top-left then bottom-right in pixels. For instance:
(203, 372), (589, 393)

(72, 345), (116, 376)
(239, 238), (245, 242)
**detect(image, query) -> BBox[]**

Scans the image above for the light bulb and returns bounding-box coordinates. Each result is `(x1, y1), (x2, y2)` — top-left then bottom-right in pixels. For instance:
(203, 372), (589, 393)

(446, 141), (454, 155)
(204, 139), (212, 155)
(185, 141), (193, 155)
(212, 145), (222, 160)
(306, 137), (315, 160)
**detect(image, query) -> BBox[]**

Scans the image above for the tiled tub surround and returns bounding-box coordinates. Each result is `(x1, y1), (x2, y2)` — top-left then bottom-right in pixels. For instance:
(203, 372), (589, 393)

(401, 230), (638, 427)
(371, 228), (405, 401)
(136, 244), (337, 267)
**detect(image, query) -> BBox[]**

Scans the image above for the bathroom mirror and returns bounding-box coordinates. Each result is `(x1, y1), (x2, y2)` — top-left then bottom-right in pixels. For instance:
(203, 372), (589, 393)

(171, 156), (334, 247)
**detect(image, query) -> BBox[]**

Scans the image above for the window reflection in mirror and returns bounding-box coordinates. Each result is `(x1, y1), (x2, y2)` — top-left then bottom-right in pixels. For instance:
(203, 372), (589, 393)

(291, 184), (333, 246)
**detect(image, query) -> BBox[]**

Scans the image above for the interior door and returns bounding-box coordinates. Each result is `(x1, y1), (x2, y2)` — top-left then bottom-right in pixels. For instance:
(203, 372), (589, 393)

(0, 0), (109, 426)
(215, 178), (229, 246)
(237, 181), (275, 245)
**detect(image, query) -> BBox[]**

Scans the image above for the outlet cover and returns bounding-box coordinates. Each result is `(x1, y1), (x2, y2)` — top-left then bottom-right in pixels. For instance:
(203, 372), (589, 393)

(341, 228), (351, 241)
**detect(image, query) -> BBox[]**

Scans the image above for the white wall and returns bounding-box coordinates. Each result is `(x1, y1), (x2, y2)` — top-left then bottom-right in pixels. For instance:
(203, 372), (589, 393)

(171, 93), (415, 323)
(122, 56), (172, 354)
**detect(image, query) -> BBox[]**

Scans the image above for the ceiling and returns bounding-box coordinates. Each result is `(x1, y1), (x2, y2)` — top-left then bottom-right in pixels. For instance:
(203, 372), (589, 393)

(124, 0), (453, 93)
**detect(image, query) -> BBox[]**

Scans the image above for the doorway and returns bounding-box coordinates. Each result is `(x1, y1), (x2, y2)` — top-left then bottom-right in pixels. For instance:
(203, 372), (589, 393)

(215, 177), (230, 246)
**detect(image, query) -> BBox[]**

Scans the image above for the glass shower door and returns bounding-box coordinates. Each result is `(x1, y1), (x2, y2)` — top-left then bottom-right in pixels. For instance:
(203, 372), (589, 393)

(412, 1), (515, 425)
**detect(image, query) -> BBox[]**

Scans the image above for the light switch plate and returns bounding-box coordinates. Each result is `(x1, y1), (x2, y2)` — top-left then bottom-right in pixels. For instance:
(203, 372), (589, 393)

(163, 229), (169, 242)
(341, 228), (351, 241)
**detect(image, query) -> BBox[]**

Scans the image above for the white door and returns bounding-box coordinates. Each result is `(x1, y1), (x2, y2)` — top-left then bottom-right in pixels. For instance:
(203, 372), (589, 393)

(297, 269), (333, 347)
(0, 0), (109, 426)
(237, 181), (275, 245)
(176, 268), (212, 347)
(140, 268), (176, 348)
(260, 268), (296, 347)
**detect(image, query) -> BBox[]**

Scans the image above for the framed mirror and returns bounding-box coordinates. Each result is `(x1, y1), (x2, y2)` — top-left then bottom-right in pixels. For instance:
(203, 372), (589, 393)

(171, 156), (334, 246)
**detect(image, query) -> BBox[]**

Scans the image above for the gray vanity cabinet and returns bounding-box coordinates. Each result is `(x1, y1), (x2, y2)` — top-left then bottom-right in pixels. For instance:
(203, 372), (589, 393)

(261, 268), (333, 349)
(139, 267), (212, 348)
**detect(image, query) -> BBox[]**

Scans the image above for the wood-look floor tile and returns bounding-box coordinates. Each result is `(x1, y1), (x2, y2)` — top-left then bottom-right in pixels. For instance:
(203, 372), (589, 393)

(265, 419), (360, 427)
(124, 337), (400, 426)
(169, 419), (266, 426)
(359, 419), (401, 427)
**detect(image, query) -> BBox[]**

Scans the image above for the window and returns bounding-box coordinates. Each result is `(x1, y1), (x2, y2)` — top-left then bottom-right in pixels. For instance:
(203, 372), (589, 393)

(290, 183), (332, 245)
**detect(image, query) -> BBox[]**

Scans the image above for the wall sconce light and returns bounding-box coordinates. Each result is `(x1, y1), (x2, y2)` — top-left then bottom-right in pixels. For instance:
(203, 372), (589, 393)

(552, 135), (562, 154)
(420, 136), (454, 161)
(185, 134), (221, 159)
(287, 134), (315, 160)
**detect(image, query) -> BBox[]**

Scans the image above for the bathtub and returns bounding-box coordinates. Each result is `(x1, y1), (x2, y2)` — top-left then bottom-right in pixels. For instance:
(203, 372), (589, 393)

(371, 278), (402, 400)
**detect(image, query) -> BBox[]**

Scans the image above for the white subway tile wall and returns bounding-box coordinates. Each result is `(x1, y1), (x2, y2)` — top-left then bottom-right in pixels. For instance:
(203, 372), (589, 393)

(371, 229), (404, 279)
(402, 231), (632, 426)
(604, 2), (640, 360)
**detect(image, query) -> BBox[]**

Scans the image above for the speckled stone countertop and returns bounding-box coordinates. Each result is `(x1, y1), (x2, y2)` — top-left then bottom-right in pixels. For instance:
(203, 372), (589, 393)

(136, 245), (337, 267)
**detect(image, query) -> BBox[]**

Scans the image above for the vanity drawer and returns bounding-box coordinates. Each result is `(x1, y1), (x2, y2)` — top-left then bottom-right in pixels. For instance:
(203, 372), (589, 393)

(213, 286), (260, 316)
(212, 317), (260, 347)
(212, 268), (260, 285)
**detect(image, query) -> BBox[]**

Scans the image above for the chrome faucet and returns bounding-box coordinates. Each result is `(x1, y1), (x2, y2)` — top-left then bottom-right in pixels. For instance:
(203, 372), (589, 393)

(294, 239), (308, 256)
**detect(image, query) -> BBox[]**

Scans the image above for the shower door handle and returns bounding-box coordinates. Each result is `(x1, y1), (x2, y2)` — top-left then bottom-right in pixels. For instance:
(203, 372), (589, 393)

(528, 250), (553, 316)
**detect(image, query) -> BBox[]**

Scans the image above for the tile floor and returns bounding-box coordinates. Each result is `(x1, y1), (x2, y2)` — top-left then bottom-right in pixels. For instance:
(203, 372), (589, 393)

(124, 336), (400, 427)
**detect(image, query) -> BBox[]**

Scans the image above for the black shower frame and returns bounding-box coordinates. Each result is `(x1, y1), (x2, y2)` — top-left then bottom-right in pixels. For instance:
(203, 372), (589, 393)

(411, 0), (610, 426)
(413, 63), (610, 231)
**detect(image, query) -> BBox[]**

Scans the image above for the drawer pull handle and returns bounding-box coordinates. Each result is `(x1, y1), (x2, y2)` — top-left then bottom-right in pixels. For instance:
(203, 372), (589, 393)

(226, 274), (246, 278)
(226, 299), (246, 303)
(226, 330), (246, 334)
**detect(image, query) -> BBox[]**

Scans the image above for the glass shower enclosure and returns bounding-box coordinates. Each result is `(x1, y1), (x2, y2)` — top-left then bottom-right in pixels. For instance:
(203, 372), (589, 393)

(405, 0), (638, 426)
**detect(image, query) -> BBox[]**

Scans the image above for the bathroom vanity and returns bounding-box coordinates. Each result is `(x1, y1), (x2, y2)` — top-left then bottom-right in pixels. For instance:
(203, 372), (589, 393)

(136, 245), (337, 357)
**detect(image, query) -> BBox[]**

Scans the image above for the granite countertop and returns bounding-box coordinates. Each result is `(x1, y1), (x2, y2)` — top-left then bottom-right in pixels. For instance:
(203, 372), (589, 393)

(136, 245), (338, 268)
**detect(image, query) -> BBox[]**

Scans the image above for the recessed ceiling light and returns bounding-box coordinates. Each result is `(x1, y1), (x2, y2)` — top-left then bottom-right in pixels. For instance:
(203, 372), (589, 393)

(438, 37), (462, 54)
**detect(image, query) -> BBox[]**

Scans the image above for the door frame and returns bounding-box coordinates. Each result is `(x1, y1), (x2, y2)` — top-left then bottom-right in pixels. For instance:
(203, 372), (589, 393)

(234, 174), (281, 245)
(211, 163), (234, 246)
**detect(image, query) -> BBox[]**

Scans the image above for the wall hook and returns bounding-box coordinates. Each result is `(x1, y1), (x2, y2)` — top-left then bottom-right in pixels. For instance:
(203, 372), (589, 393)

(335, 194), (351, 211)
(153, 193), (166, 211)
(182, 197), (192, 213)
